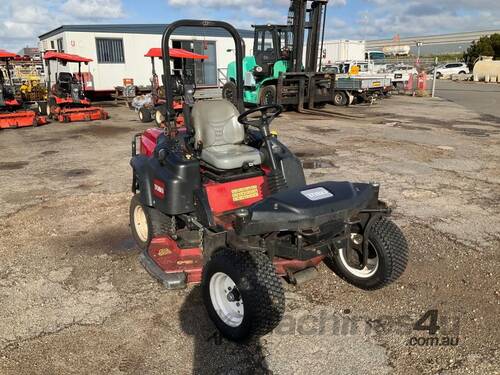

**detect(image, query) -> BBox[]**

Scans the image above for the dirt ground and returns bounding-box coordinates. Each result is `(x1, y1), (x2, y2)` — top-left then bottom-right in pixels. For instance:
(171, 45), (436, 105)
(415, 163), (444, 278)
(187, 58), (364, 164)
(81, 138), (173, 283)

(0, 96), (499, 375)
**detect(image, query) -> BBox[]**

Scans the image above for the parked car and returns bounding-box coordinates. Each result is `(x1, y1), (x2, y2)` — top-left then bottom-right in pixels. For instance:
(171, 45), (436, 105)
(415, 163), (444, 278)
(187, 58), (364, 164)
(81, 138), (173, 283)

(390, 64), (418, 88)
(432, 63), (469, 79)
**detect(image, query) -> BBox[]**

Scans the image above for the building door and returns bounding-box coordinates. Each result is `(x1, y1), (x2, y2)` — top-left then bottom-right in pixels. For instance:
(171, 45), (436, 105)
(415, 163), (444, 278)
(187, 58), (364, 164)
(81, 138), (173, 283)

(172, 40), (217, 86)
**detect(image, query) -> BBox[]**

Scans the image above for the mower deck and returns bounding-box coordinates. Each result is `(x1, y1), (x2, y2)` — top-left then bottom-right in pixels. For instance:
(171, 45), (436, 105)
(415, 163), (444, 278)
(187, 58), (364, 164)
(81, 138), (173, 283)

(52, 106), (108, 123)
(140, 234), (326, 290)
(0, 110), (48, 129)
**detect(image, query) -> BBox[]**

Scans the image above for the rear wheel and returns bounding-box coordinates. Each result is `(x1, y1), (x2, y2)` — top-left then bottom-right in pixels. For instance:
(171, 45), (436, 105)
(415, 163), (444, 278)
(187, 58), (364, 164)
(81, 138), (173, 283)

(458, 71), (466, 75)
(138, 107), (152, 123)
(129, 194), (172, 250)
(325, 216), (408, 290)
(202, 249), (285, 342)
(259, 85), (276, 106)
(333, 91), (347, 106)
(222, 81), (238, 107)
(436, 72), (442, 79)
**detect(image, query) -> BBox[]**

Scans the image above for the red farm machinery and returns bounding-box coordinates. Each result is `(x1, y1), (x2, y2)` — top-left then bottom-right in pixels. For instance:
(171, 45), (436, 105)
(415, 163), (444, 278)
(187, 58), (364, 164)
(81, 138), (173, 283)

(0, 50), (47, 129)
(38, 51), (108, 123)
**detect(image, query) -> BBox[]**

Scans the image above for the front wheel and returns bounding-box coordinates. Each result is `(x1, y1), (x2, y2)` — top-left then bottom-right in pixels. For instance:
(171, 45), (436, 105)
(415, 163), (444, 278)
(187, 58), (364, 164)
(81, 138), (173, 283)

(202, 249), (285, 342)
(325, 216), (408, 290)
(259, 85), (276, 106)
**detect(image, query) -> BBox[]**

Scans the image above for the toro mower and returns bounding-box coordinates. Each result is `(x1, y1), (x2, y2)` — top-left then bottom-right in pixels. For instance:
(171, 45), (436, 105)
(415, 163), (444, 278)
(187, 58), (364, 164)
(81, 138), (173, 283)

(130, 20), (409, 341)
(39, 51), (108, 123)
(137, 47), (207, 126)
(0, 50), (47, 129)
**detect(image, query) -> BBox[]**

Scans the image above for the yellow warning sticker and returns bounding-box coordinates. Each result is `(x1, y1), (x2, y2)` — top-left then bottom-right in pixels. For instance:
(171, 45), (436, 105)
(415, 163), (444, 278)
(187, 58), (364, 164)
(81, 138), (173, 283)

(231, 185), (259, 202)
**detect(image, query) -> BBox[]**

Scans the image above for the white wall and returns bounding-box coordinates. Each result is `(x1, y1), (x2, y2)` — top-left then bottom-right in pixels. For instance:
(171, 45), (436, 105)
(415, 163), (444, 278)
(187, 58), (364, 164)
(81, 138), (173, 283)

(41, 31), (253, 91)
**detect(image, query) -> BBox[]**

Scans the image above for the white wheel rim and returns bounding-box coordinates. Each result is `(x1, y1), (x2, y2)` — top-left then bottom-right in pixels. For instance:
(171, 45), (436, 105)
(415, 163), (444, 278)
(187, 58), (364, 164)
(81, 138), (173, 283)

(133, 205), (148, 242)
(209, 272), (244, 327)
(139, 110), (143, 120)
(155, 111), (164, 124)
(338, 240), (379, 278)
(47, 104), (51, 115)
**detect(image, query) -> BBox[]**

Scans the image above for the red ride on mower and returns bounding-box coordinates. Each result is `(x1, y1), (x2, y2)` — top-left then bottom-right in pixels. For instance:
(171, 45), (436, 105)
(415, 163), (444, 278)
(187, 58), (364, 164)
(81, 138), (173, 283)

(130, 20), (409, 341)
(39, 51), (108, 123)
(0, 50), (47, 129)
(137, 47), (207, 126)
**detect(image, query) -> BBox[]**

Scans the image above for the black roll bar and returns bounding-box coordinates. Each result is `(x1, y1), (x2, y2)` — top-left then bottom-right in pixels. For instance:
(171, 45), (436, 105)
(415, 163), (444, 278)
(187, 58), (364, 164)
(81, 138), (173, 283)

(161, 19), (245, 113)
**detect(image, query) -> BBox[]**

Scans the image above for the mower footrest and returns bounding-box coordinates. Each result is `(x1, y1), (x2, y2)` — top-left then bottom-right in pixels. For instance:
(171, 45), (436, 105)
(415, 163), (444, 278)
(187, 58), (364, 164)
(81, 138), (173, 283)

(139, 251), (187, 289)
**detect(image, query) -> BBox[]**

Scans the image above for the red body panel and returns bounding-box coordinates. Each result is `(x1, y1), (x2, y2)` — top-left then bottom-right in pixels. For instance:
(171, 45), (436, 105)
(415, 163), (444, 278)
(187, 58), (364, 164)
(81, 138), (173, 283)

(0, 111), (48, 129)
(148, 236), (203, 284)
(53, 96), (92, 106)
(4, 99), (21, 107)
(273, 256), (325, 276)
(140, 128), (163, 156)
(205, 176), (266, 214)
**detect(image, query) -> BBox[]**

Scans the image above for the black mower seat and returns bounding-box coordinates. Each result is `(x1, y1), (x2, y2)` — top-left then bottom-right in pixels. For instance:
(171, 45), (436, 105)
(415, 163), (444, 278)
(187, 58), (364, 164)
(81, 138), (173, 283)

(192, 100), (262, 170)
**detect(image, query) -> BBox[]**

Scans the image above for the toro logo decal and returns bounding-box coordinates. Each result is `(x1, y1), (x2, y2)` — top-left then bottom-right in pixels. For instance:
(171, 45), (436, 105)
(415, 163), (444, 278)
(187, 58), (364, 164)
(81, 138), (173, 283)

(153, 179), (165, 199)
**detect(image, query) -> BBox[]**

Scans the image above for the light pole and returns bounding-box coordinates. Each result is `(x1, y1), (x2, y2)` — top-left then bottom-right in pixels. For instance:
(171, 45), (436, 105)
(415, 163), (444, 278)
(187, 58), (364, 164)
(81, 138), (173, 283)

(415, 41), (423, 65)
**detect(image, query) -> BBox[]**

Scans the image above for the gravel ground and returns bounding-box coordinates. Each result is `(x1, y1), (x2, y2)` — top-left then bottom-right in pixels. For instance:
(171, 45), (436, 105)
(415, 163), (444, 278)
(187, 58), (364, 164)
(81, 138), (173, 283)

(0, 96), (498, 374)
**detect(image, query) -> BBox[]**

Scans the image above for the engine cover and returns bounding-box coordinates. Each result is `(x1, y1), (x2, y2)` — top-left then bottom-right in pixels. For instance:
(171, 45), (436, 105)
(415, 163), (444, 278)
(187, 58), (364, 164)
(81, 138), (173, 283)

(236, 181), (377, 236)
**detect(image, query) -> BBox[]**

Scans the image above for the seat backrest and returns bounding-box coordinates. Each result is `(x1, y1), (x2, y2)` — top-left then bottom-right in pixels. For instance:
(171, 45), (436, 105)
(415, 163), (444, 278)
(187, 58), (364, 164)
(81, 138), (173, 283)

(192, 99), (244, 149)
(58, 72), (73, 83)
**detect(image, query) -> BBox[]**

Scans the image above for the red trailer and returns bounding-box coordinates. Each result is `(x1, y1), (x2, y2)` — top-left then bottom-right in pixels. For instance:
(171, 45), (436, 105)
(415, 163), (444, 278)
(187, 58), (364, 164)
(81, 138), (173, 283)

(39, 51), (108, 123)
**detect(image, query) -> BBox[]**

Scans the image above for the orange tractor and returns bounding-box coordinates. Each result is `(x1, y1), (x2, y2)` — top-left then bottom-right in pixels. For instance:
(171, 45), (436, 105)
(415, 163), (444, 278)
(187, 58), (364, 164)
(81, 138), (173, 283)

(38, 51), (108, 123)
(0, 50), (47, 129)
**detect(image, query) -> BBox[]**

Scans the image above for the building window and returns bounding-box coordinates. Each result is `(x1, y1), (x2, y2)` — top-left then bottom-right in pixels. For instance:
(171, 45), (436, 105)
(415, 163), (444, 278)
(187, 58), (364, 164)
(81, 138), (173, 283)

(96, 38), (125, 64)
(50, 40), (55, 50)
(172, 40), (217, 86)
(57, 38), (64, 52)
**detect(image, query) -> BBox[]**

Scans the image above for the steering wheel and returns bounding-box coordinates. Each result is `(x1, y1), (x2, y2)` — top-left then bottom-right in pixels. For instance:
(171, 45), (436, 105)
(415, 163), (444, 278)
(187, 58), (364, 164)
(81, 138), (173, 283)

(237, 104), (283, 129)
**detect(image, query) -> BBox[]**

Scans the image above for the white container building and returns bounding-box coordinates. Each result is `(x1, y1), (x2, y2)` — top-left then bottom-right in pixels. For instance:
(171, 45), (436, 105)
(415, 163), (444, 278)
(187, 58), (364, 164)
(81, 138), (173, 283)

(38, 24), (254, 94)
(321, 40), (366, 65)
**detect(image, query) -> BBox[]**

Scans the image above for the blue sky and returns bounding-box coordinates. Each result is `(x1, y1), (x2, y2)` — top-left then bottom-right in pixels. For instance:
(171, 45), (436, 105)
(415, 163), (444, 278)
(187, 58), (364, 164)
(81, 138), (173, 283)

(1, 0), (499, 51)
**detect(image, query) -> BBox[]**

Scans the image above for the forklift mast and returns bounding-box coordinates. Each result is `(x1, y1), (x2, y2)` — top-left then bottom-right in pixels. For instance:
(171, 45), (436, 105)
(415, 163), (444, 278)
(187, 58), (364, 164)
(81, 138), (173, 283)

(288, 0), (328, 73)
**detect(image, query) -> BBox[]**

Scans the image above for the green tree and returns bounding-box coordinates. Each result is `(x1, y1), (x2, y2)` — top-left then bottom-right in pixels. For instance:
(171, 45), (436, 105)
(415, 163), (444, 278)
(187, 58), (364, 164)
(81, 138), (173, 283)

(463, 34), (499, 69)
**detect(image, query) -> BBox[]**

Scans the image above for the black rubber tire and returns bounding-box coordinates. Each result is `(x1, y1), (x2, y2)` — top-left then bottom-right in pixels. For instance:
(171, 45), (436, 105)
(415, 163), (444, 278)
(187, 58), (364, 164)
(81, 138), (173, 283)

(37, 102), (48, 115)
(138, 107), (152, 123)
(202, 249), (285, 342)
(129, 194), (171, 250)
(325, 216), (408, 290)
(458, 71), (466, 75)
(259, 85), (277, 106)
(222, 81), (238, 107)
(436, 72), (442, 79)
(333, 91), (347, 106)
(154, 109), (165, 127)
